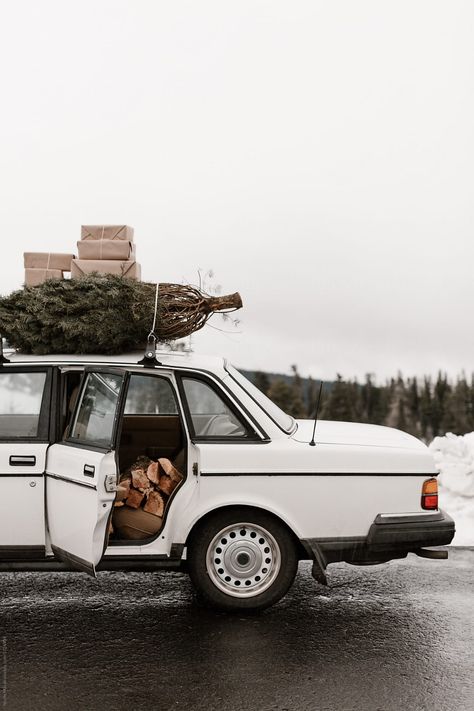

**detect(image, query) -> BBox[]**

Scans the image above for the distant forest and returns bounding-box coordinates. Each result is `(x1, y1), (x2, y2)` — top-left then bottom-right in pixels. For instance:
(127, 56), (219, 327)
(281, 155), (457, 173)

(244, 367), (474, 440)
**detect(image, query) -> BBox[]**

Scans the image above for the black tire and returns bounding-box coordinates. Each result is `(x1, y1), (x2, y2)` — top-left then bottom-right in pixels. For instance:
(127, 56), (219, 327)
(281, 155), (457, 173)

(187, 508), (298, 612)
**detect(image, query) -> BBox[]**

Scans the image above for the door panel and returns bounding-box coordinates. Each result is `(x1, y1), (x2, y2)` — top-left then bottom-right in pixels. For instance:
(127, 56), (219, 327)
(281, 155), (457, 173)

(0, 367), (53, 557)
(0, 442), (46, 551)
(46, 444), (117, 574)
(46, 369), (126, 576)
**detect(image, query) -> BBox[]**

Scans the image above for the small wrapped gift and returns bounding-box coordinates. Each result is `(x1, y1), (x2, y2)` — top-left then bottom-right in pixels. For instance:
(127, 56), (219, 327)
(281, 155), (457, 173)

(25, 268), (63, 287)
(24, 252), (74, 271)
(80, 225), (134, 242)
(76, 240), (135, 261)
(71, 259), (141, 280)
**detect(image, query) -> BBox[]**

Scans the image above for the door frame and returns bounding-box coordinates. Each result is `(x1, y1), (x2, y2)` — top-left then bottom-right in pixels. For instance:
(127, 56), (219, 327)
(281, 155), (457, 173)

(106, 367), (191, 549)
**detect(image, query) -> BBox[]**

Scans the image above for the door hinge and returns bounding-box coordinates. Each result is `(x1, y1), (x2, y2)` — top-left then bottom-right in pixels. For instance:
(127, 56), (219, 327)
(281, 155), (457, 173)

(192, 462), (199, 477)
(104, 474), (117, 493)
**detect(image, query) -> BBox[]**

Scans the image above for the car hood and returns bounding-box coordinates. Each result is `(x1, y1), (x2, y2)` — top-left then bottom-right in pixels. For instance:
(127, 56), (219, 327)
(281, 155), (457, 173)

(292, 419), (426, 451)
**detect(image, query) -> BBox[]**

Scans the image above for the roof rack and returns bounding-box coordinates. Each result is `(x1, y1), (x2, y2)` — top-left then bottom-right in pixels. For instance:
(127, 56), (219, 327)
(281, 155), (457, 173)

(137, 337), (162, 368)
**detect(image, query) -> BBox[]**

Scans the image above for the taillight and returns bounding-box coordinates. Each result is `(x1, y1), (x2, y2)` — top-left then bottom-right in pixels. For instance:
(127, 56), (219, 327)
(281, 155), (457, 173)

(421, 477), (438, 510)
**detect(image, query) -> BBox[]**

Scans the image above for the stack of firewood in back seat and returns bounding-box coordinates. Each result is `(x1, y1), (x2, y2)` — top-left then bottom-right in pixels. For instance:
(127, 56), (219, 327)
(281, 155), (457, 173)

(111, 456), (183, 540)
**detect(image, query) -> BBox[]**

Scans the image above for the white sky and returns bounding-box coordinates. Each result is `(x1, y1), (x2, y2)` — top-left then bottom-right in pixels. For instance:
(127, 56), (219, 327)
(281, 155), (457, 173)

(0, 0), (473, 382)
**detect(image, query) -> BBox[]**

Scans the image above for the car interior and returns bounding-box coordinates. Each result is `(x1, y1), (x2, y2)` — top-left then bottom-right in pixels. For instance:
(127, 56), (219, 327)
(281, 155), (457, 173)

(60, 369), (186, 544)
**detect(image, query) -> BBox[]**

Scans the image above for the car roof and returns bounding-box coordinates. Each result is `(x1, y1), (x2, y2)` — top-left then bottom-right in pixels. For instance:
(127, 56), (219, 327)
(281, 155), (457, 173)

(3, 349), (227, 375)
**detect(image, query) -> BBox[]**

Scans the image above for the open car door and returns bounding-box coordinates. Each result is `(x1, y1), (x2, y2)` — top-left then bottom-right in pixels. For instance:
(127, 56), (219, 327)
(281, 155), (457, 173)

(45, 368), (127, 576)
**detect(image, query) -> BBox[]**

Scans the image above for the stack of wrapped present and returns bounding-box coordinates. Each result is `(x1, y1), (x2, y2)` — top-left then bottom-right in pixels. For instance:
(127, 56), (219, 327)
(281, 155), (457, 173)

(71, 225), (140, 280)
(24, 252), (74, 286)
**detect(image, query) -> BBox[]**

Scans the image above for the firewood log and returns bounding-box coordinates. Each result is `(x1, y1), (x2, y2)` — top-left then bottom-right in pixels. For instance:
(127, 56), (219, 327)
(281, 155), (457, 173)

(125, 488), (145, 509)
(158, 475), (173, 496)
(158, 458), (183, 496)
(131, 467), (149, 492)
(116, 476), (131, 502)
(134, 455), (152, 469)
(146, 460), (160, 485)
(143, 490), (165, 517)
(158, 458), (183, 482)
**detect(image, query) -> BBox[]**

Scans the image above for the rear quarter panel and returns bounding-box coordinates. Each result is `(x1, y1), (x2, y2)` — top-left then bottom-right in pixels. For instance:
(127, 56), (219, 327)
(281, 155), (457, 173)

(172, 439), (437, 542)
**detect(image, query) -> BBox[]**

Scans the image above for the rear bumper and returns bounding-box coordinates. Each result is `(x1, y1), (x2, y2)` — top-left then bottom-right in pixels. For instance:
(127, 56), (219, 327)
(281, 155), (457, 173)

(302, 509), (455, 567)
(366, 510), (455, 555)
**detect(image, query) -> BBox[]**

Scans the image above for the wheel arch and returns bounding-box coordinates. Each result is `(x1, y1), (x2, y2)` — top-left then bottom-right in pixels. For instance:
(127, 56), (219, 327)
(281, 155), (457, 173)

(185, 504), (308, 560)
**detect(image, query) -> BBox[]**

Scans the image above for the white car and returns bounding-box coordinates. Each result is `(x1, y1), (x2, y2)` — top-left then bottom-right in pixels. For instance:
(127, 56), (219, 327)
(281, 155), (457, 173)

(0, 350), (454, 611)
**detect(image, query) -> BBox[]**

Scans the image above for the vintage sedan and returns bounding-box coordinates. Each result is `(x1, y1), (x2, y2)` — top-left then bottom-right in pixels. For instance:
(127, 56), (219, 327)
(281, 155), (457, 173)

(0, 350), (454, 610)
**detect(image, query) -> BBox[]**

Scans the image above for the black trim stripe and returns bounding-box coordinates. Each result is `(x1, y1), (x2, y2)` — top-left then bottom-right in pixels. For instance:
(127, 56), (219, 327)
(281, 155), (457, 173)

(51, 545), (95, 575)
(0, 438), (50, 443)
(375, 511), (444, 524)
(0, 557), (184, 573)
(0, 545), (45, 561)
(46, 472), (97, 490)
(59, 439), (110, 454)
(0, 473), (44, 478)
(200, 471), (437, 477)
(190, 438), (271, 445)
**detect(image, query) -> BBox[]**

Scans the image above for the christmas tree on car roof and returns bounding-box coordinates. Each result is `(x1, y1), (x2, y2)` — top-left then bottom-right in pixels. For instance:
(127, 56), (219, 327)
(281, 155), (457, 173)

(0, 225), (242, 355)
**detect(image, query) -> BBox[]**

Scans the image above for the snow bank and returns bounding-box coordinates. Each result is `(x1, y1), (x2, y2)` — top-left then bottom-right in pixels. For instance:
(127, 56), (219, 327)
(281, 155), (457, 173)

(429, 432), (474, 546)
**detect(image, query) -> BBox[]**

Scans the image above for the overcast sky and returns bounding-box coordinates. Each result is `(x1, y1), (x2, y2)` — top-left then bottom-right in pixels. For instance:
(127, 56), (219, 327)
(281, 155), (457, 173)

(0, 1), (473, 382)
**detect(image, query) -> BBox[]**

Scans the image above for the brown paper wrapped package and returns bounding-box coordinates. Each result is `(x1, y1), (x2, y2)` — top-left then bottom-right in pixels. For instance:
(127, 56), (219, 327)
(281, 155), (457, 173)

(71, 259), (141, 280)
(24, 252), (74, 271)
(77, 240), (135, 261)
(25, 268), (63, 287)
(81, 225), (134, 242)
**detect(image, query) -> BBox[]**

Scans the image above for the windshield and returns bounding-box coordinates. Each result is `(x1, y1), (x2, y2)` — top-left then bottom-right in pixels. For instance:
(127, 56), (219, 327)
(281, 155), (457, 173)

(225, 364), (295, 434)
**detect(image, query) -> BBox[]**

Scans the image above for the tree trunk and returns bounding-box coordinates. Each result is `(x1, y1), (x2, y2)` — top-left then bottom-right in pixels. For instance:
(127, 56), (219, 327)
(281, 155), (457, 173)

(205, 292), (242, 313)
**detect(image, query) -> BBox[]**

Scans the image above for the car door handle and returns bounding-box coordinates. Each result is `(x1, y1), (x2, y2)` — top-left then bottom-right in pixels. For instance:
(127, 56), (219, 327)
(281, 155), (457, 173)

(9, 455), (36, 466)
(83, 465), (95, 477)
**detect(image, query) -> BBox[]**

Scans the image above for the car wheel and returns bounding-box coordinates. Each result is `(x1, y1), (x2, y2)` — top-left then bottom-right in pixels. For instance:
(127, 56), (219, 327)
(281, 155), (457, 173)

(187, 508), (298, 611)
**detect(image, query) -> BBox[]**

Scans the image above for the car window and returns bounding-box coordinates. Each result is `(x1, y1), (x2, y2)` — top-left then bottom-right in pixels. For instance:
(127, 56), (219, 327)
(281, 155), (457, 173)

(0, 371), (47, 438)
(225, 364), (295, 434)
(181, 377), (250, 438)
(124, 374), (177, 414)
(69, 372), (123, 447)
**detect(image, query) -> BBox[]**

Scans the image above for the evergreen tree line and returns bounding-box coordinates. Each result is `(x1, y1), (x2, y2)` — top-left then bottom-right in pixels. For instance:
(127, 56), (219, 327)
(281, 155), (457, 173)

(251, 367), (474, 440)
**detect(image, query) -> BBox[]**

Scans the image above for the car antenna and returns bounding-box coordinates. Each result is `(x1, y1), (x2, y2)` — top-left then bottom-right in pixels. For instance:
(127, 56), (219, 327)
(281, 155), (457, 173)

(137, 284), (162, 367)
(0, 336), (10, 365)
(309, 381), (324, 446)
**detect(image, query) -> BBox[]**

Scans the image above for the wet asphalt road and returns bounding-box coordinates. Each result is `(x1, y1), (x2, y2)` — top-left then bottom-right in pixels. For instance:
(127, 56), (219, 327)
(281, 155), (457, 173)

(0, 549), (472, 711)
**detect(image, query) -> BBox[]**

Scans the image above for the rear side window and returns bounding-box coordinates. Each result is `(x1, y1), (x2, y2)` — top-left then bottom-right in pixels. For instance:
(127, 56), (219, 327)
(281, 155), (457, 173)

(124, 374), (177, 415)
(69, 372), (123, 447)
(181, 377), (253, 439)
(0, 371), (48, 438)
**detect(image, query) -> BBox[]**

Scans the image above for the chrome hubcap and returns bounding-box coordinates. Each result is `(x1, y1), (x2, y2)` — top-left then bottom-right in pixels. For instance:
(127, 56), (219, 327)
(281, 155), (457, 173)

(206, 522), (281, 598)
